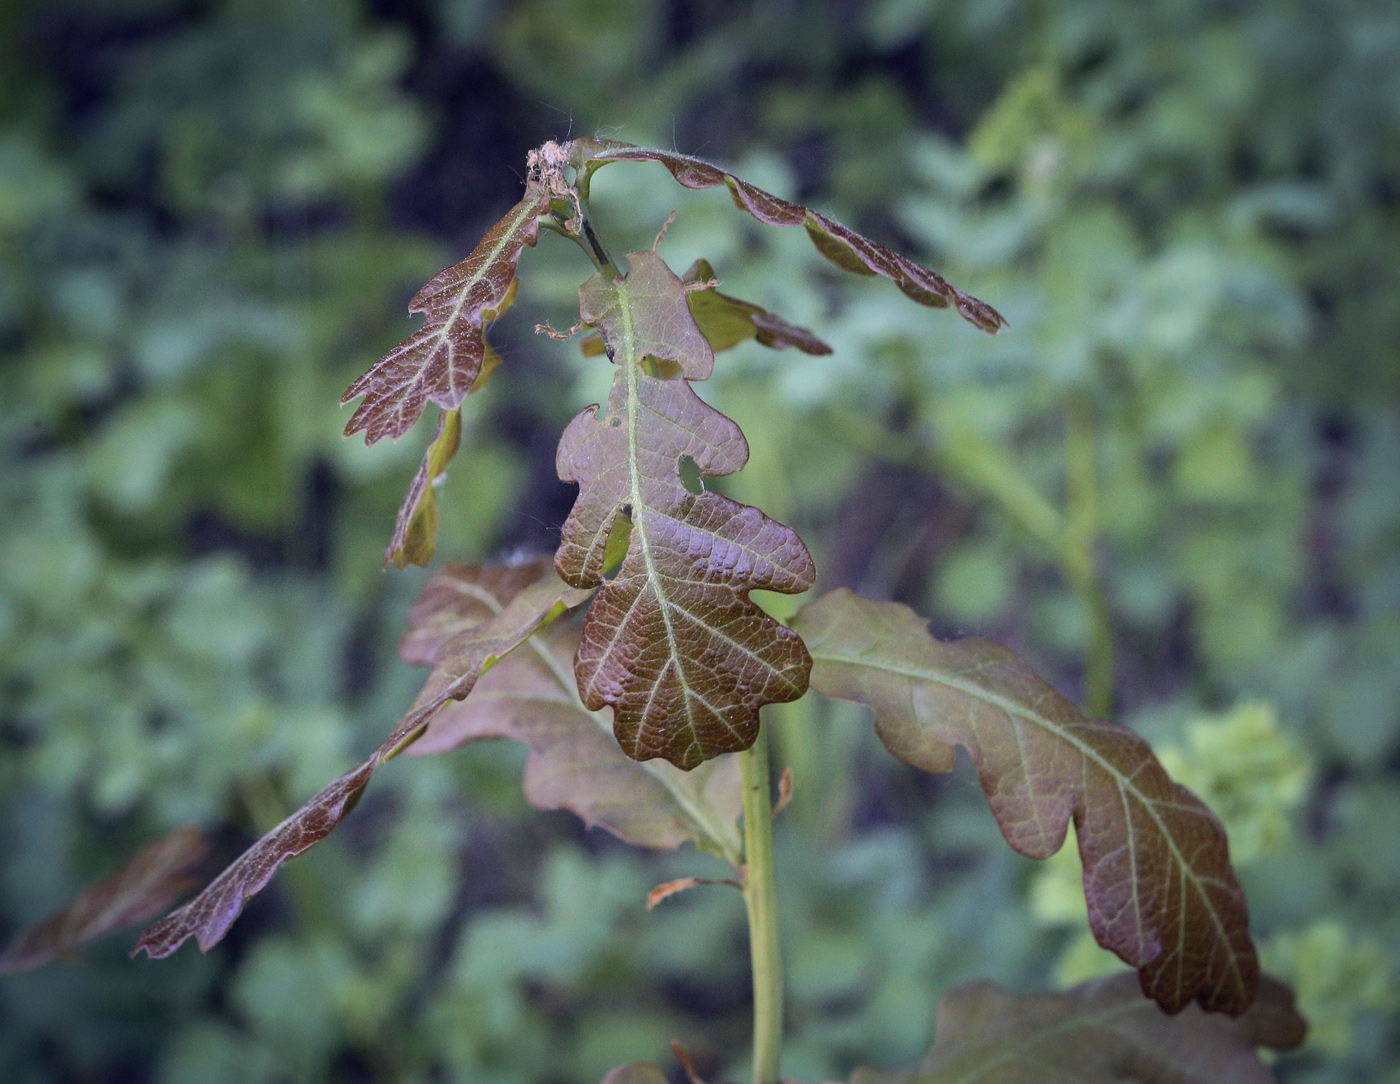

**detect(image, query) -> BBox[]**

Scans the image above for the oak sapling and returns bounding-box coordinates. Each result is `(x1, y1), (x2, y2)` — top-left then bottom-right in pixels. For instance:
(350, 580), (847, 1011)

(4, 139), (1306, 1084)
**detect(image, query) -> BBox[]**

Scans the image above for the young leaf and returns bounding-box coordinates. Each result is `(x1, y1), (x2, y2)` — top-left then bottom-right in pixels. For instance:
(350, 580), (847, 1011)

(682, 259), (833, 356)
(406, 622), (744, 864)
(384, 407), (462, 569)
(568, 139), (1007, 335)
(556, 252), (816, 769)
(0, 827), (208, 974)
(134, 560), (584, 959)
(342, 191), (547, 445)
(792, 589), (1259, 1015)
(851, 974), (1305, 1084)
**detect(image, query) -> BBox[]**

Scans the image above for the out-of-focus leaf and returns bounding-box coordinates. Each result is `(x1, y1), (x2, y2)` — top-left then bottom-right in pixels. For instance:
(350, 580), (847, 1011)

(850, 974), (1304, 1084)
(556, 252), (815, 769)
(568, 139), (1007, 334)
(599, 1064), (670, 1084)
(407, 622), (743, 864)
(134, 560), (585, 958)
(0, 827), (208, 974)
(384, 407), (461, 569)
(342, 193), (546, 444)
(792, 589), (1258, 1015)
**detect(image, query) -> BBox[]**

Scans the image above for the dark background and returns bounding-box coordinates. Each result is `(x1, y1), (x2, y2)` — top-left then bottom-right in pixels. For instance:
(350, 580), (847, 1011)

(1, 1), (1397, 1081)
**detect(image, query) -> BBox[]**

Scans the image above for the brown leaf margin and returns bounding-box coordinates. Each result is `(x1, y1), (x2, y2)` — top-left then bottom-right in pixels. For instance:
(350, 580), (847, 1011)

(342, 192), (546, 445)
(568, 139), (1007, 335)
(851, 973), (1305, 1084)
(792, 589), (1259, 1016)
(133, 561), (588, 959)
(0, 826), (209, 974)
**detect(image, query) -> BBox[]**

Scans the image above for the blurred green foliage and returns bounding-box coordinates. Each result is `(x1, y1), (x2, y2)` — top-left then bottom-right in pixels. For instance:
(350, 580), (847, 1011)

(2, 1), (1398, 1082)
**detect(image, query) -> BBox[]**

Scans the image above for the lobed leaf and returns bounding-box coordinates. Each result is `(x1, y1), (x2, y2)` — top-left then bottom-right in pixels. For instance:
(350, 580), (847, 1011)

(568, 139), (1007, 335)
(792, 589), (1259, 1015)
(384, 407), (462, 569)
(342, 192), (546, 445)
(0, 827), (208, 974)
(406, 622), (743, 863)
(134, 559), (584, 959)
(556, 251), (815, 769)
(851, 974), (1304, 1084)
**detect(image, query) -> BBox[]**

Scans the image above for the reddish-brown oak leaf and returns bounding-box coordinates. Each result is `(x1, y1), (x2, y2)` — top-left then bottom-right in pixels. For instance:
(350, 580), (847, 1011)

(342, 191), (546, 444)
(406, 622), (744, 863)
(850, 974), (1304, 1084)
(134, 560), (583, 959)
(792, 589), (1259, 1015)
(580, 250), (716, 378)
(384, 407), (461, 569)
(568, 139), (1007, 335)
(555, 258), (815, 768)
(0, 826), (208, 974)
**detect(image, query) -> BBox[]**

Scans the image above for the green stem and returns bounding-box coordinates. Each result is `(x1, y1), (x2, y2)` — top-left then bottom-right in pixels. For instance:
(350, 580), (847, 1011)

(740, 726), (783, 1084)
(1064, 393), (1114, 718)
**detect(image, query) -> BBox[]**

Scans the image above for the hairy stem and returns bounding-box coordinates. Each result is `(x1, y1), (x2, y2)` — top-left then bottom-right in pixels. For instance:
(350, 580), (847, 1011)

(741, 727), (783, 1084)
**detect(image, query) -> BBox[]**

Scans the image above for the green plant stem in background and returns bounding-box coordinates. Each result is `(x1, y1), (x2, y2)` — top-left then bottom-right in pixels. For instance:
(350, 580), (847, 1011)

(740, 727), (784, 1084)
(1064, 393), (1114, 718)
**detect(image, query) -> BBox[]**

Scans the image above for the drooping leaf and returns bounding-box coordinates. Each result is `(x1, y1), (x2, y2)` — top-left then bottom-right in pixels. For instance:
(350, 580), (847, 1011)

(792, 589), (1258, 1015)
(0, 827), (208, 974)
(134, 560), (584, 958)
(405, 621), (743, 863)
(556, 252), (815, 769)
(384, 407), (462, 569)
(850, 974), (1304, 1084)
(683, 258), (832, 356)
(342, 193), (546, 444)
(568, 139), (1007, 334)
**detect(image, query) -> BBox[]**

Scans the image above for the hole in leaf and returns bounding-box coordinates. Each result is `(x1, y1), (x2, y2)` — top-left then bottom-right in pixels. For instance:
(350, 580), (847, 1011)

(602, 507), (632, 580)
(609, 417), (622, 427)
(642, 355), (684, 379)
(677, 455), (704, 495)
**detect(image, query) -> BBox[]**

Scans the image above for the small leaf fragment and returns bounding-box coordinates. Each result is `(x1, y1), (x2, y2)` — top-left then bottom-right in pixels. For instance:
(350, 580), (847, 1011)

(569, 139), (1007, 334)
(681, 259), (832, 356)
(0, 827), (208, 974)
(406, 623), (744, 861)
(384, 407), (462, 569)
(342, 191), (547, 444)
(646, 878), (703, 910)
(850, 974), (1305, 1084)
(793, 589), (1259, 1015)
(135, 560), (583, 959)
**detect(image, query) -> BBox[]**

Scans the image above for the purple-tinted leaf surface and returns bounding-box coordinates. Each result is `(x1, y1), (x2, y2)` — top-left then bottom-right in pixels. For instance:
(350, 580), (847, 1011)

(406, 622), (743, 862)
(792, 589), (1258, 1015)
(342, 192), (546, 444)
(0, 827), (208, 974)
(556, 252), (815, 769)
(569, 139), (1006, 334)
(850, 974), (1305, 1084)
(134, 560), (584, 958)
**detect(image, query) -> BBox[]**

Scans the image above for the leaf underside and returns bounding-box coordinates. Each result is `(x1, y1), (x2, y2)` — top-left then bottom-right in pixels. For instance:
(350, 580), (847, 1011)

(134, 559), (586, 959)
(568, 139), (1007, 335)
(342, 191), (546, 445)
(792, 589), (1259, 1015)
(851, 973), (1304, 1084)
(405, 615), (743, 862)
(0, 826), (208, 974)
(384, 406), (462, 569)
(556, 250), (815, 769)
